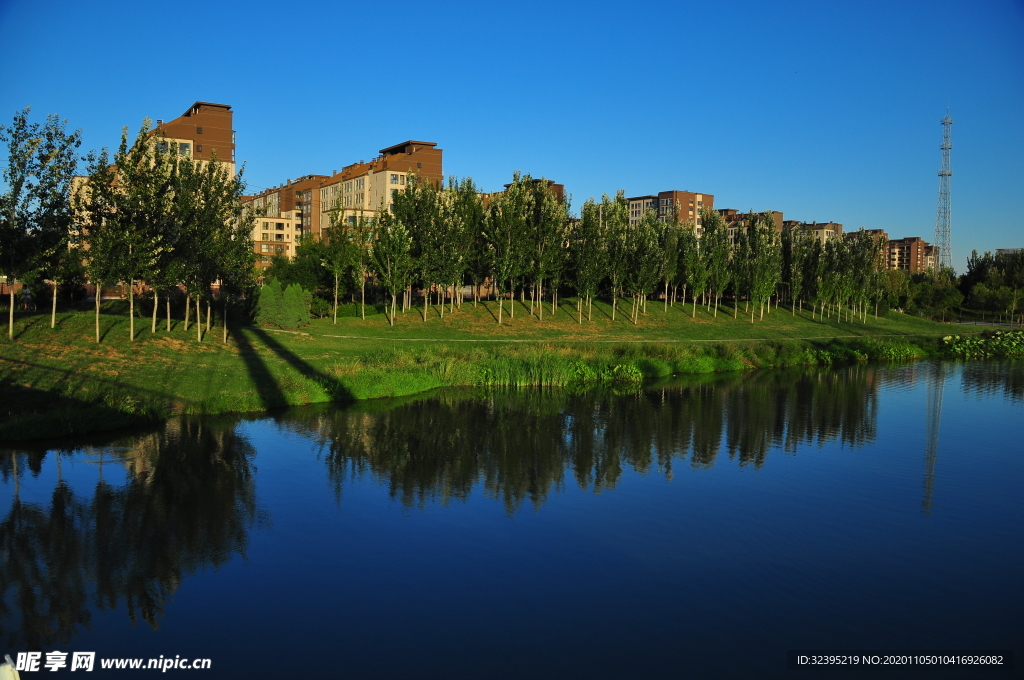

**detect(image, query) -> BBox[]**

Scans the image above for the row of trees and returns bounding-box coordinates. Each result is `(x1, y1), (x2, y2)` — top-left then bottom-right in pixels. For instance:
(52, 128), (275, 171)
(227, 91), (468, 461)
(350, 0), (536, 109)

(297, 175), (901, 326)
(76, 121), (255, 343)
(961, 249), (1024, 325)
(1, 109), (255, 343)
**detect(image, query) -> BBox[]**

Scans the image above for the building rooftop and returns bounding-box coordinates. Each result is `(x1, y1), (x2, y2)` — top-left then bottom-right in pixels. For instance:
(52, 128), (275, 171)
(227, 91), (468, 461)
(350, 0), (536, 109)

(378, 140), (438, 155)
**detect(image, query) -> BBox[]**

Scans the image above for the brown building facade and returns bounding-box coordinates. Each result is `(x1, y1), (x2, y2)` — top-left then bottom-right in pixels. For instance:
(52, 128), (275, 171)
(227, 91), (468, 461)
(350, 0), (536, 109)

(155, 102), (236, 175)
(886, 236), (937, 273)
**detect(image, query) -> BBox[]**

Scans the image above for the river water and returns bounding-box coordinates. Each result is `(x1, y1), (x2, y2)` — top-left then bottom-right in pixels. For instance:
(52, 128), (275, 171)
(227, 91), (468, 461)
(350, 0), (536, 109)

(1, 362), (1021, 678)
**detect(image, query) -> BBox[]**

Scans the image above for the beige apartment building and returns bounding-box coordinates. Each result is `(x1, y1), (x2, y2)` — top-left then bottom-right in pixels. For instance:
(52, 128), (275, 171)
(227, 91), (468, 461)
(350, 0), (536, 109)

(251, 210), (302, 266)
(241, 140), (442, 268)
(318, 141), (443, 228)
(781, 219), (844, 244)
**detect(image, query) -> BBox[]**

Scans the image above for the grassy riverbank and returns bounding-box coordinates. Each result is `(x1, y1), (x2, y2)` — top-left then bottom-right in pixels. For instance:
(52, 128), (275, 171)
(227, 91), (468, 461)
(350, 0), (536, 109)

(0, 298), (1005, 440)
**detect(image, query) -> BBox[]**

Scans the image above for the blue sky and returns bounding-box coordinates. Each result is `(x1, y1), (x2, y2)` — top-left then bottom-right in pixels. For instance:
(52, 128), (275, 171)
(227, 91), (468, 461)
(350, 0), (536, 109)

(1, 0), (1021, 270)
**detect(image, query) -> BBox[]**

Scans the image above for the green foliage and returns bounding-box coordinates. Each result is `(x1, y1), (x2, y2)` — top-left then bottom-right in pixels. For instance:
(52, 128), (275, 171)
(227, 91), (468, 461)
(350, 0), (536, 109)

(942, 330), (1024, 359)
(309, 294), (332, 318)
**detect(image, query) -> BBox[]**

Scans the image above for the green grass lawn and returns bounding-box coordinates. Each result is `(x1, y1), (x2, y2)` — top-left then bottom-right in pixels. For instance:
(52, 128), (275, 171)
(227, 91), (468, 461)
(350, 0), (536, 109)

(0, 296), (995, 440)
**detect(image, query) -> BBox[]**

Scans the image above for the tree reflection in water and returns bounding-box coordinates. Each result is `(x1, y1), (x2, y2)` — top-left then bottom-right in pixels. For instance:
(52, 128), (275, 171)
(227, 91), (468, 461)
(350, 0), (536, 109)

(961, 361), (1024, 404)
(0, 419), (258, 650)
(0, 363), (886, 648)
(283, 364), (880, 512)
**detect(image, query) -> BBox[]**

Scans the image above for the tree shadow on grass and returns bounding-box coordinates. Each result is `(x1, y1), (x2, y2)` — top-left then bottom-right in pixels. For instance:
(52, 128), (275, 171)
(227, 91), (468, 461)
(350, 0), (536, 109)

(234, 327), (354, 412)
(478, 300), (500, 324)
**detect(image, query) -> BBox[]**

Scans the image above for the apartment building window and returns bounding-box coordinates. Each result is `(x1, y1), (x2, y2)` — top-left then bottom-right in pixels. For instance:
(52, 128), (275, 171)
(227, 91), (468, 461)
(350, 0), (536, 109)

(391, 174), (399, 184)
(391, 189), (398, 199)
(261, 255), (269, 263)
(697, 201), (703, 207)
(262, 232), (269, 241)
(261, 244), (269, 252)
(196, 145), (202, 153)
(197, 127), (203, 134)
(276, 234), (284, 242)
(276, 223), (285, 230)
(400, 175), (406, 185)
(157, 141), (169, 153)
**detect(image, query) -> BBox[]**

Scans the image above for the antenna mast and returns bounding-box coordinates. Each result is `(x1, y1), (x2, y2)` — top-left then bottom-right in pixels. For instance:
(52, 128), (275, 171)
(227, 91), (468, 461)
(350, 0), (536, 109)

(934, 111), (953, 270)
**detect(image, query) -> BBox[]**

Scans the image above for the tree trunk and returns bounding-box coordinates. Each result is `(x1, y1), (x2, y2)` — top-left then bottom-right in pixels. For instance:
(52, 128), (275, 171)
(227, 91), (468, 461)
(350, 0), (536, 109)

(440, 284), (445, 319)
(538, 279), (544, 321)
(166, 297), (171, 332)
(423, 286), (428, 321)
(333, 273), (339, 325)
(223, 297), (228, 343)
(196, 296), (202, 342)
(498, 291), (503, 324)
(578, 296), (583, 324)
(6, 285), (13, 340)
(129, 283), (135, 341)
(360, 272), (365, 320)
(51, 281), (58, 329)
(390, 293), (396, 326)
(184, 294), (190, 331)
(511, 286), (515, 319)
(94, 284), (101, 344)
(152, 289), (158, 334)
(206, 297), (212, 332)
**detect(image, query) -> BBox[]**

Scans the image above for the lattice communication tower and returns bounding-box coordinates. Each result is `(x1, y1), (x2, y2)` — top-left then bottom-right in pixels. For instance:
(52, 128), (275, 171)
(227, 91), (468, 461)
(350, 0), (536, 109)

(934, 111), (953, 270)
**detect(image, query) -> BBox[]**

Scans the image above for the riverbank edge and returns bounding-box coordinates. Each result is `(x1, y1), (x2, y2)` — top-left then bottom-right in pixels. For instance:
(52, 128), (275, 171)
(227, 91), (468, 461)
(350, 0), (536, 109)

(1, 332), (1018, 441)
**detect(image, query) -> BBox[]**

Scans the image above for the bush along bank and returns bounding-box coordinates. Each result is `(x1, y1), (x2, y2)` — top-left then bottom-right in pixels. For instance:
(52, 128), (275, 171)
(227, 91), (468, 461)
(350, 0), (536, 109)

(942, 330), (1024, 359)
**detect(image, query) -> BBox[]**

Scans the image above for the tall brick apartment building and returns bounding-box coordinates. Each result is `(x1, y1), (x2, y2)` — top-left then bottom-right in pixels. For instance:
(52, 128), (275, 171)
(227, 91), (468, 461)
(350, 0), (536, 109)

(154, 102), (236, 176)
(627, 191), (714, 228)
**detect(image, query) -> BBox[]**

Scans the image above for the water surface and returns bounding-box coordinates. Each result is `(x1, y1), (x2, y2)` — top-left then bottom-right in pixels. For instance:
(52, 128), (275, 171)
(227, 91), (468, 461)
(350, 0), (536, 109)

(2, 362), (1021, 678)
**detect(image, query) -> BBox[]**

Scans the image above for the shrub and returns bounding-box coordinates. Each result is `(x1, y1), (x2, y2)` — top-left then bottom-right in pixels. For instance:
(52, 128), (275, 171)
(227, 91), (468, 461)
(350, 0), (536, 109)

(280, 283), (311, 330)
(255, 278), (284, 327)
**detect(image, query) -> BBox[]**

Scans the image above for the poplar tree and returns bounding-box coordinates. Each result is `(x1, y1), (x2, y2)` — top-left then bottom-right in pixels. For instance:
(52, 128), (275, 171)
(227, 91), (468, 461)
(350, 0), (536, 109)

(677, 220), (706, 317)
(622, 210), (663, 324)
(109, 121), (177, 341)
(701, 208), (731, 317)
(569, 198), (607, 323)
(371, 211), (414, 325)
(603, 191), (630, 321)
(483, 173), (531, 323)
(528, 178), (567, 320)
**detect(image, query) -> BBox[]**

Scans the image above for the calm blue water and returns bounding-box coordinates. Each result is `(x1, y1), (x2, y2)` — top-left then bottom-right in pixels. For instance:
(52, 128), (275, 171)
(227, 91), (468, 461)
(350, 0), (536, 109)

(1, 362), (1021, 678)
